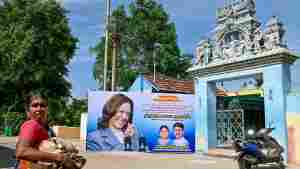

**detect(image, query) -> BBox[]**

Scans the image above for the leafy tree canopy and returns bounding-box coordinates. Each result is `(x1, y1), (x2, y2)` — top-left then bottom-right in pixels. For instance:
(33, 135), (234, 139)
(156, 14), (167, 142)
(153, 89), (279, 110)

(0, 0), (78, 115)
(91, 0), (193, 90)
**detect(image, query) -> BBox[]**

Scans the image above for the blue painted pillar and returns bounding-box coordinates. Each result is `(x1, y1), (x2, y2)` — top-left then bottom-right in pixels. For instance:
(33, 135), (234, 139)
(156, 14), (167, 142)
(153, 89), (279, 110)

(194, 79), (205, 152)
(263, 64), (291, 161)
(195, 79), (217, 153)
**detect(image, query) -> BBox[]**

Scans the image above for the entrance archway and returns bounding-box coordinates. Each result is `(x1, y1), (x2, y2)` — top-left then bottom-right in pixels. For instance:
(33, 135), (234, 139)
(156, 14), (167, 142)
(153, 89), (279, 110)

(191, 53), (297, 161)
(189, 0), (298, 161)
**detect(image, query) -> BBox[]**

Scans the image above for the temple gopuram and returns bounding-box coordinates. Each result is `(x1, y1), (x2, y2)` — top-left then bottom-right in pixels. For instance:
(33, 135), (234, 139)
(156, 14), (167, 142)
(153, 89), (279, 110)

(189, 0), (299, 162)
(192, 0), (290, 71)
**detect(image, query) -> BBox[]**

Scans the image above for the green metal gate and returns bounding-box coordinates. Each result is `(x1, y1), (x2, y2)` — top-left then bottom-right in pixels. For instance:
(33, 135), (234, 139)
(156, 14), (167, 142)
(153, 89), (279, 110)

(216, 109), (245, 147)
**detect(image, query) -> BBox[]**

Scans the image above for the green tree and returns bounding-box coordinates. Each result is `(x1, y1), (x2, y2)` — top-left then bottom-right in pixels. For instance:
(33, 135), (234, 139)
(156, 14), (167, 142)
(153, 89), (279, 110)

(0, 0), (78, 115)
(63, 97), (87, 127)
(91, 0), (192, 90)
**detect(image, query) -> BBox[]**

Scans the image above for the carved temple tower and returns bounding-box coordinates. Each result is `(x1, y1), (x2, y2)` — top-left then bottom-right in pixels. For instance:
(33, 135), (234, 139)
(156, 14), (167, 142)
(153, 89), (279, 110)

(194, 0), (289, 67)
(189, 0), (298, 162)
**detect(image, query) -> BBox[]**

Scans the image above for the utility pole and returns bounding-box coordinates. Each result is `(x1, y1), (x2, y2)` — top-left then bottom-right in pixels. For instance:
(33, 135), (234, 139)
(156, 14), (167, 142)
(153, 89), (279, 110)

(153, 51), (156, 82)
(153, 43), (161, 82)
(103, 0), (111, 91)
(111, 33), (120, 91)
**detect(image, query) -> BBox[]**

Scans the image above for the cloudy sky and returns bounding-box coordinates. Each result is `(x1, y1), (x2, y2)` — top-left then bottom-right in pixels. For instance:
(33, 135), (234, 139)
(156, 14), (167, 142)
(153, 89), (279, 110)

(61, 0), (300, 96)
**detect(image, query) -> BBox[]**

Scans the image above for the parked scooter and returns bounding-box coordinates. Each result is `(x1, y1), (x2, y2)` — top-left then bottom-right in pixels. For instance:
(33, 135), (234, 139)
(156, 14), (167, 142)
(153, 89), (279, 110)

(232, 128), (285, 169)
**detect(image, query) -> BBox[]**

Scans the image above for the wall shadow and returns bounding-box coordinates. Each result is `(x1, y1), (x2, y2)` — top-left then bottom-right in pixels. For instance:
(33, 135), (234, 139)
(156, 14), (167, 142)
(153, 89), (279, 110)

(0, 145), (16, 168)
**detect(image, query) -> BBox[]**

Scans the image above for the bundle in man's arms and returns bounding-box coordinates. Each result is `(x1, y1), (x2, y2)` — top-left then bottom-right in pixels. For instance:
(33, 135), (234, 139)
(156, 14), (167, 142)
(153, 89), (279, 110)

(31, 137), (86, 169)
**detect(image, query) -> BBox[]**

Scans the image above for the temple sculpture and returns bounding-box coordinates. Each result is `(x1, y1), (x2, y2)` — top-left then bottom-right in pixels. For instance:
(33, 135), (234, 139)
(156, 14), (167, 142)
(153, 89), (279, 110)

(195, 0), (287, 67)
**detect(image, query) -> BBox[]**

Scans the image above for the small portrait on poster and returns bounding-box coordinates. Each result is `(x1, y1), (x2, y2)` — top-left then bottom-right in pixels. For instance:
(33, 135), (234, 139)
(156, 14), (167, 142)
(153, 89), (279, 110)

(172, 122), (190, 148)
(153, 122), (191, 152)
(156, 125), (172, 146)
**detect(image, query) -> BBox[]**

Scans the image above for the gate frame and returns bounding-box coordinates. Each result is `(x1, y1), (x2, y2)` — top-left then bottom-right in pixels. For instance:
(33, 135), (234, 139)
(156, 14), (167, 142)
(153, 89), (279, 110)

(191, 49), (298, 161)
(216, 108), (245, 147)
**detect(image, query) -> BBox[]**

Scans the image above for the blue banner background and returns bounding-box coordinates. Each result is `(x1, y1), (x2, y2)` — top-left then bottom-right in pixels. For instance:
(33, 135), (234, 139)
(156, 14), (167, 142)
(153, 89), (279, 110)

(87, 91), (195, 152)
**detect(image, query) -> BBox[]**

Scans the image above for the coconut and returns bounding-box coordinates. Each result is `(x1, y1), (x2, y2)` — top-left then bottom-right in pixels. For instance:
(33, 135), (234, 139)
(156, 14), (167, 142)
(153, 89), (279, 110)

(29, 138), (86, 169)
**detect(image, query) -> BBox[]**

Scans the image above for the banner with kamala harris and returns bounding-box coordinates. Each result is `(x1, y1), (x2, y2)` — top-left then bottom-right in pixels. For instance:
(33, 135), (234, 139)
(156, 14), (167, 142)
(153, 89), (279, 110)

(86, 91), (195, 152)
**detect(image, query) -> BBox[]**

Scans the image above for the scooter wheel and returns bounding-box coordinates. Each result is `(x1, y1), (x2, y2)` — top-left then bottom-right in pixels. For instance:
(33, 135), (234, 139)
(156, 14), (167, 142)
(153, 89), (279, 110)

(278, 162), (285, 169)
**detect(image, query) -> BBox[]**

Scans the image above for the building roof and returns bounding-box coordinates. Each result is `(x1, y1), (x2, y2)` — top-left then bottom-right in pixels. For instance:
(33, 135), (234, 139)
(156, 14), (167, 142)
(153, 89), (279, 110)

(216, 87), (227, 96)
(143, 74), (194, 94)
(142, 73), (264, 96)
(143, 73), (226, 95)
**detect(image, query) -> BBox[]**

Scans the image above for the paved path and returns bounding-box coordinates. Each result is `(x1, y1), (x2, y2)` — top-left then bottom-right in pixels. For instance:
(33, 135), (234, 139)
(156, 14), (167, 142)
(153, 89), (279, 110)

(1, 137), (299, 169)
(81, 152), (300, 169)
(82, 152), (235, 169)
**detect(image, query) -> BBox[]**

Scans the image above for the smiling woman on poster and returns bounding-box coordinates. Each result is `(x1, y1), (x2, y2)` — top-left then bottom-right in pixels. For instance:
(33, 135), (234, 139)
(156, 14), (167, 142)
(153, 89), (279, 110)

(86, 94), (139, 151)
(156, 125), (172, 146)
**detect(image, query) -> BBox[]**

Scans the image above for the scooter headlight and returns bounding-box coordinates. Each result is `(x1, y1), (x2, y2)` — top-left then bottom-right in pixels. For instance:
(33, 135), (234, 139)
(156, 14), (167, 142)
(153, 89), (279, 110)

(247, 129), (255, 136)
